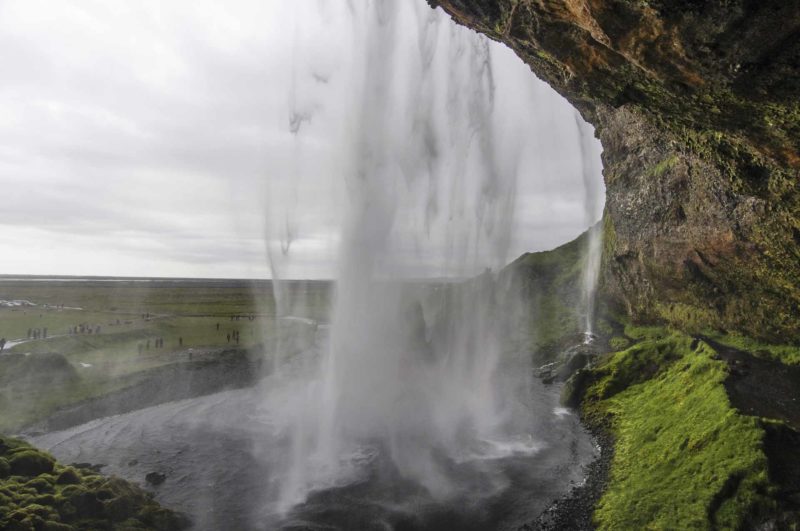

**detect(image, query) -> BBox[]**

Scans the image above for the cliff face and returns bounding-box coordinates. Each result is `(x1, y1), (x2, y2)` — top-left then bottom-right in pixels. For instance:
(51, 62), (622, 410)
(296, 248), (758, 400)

(429, 0), (800, 341)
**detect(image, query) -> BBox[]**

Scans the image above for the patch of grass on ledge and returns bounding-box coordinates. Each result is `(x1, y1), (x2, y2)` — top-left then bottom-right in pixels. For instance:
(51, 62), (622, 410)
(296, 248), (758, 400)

(584, 332), (772, 530)
(0, 436), (189, 530)
(703, 331), (800, 365)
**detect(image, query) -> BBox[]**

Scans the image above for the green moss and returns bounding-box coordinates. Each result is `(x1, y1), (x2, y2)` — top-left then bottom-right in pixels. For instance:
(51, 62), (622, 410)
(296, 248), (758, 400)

(25, 476), (55, 493)
(584, 334), (772, 529)
(703, 332), (800, 366)
(55, 468), (82, 486)
(491, 0), (519, 37)
(585, 332), (681, 405)
(8, 450), (55, 477)
(0, 437), (188, 530)
(595, 318), (614, 337)
(608, 336), (631, 351)
(622, 322), (669, 341)
(42, 522), (74, 531)
(645, 154), (679, 177)
(654, 301), (719, 333)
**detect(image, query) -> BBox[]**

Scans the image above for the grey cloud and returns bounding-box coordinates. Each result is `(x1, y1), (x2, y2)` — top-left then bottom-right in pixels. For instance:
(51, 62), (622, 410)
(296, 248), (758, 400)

(0, 0), (603, 279)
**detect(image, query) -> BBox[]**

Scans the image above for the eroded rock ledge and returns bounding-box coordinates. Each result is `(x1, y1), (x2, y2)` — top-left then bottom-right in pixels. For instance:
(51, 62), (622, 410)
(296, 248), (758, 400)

(430, 0), (800, 342)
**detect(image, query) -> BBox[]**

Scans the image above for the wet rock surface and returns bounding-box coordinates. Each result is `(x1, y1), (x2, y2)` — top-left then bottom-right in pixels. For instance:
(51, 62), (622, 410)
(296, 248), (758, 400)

(521, 430), (612, 531)
(145, 472), (167, 486)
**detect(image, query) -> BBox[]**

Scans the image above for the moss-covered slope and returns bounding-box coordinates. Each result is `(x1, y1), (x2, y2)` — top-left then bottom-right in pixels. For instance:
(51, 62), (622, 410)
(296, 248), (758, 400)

(0, 437), (188, 531)
(567, 326), (800, 529)
(585, 333), (769, 529)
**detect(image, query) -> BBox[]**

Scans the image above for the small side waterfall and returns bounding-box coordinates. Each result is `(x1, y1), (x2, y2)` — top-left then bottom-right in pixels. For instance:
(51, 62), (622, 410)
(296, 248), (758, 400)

(575, 114), (604, 339)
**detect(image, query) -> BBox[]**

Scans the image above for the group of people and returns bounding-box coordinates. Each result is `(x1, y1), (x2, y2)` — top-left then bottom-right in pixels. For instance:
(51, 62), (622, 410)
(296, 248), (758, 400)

(137, 337), (170, 354)
(27, 327), (48, 339)
(230, 314), (256, 322)
(227, 330), (241, 344)
(132, 315), (256, 356)
(0, 326), (54, 352)
(68, 324), (100, 335)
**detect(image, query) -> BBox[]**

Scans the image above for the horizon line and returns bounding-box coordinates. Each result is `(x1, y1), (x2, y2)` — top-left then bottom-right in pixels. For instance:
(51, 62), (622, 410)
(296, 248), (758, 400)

(0, 273), (469, 283)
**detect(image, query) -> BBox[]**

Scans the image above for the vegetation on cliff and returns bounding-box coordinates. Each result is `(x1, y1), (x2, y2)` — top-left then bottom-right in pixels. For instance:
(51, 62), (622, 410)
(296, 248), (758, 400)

(569, 324), (800, 529)
(504, 229), (592, 362)
(0, 436), (188, 531)
(584, 332), (769, 529)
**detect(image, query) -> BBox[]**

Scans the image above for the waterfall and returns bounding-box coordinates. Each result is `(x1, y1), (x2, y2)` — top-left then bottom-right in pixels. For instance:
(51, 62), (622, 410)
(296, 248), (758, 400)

(262, 0), (605, 517)
(575, 114), (604, 339)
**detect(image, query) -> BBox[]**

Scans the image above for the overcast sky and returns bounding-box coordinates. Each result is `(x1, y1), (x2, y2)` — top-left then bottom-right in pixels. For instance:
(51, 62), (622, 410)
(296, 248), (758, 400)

(0, 0), (603, 279)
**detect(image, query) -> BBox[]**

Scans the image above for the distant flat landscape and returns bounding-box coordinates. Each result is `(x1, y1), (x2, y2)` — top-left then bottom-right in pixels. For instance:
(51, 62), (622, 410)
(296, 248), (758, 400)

(0, 276), (331, 433)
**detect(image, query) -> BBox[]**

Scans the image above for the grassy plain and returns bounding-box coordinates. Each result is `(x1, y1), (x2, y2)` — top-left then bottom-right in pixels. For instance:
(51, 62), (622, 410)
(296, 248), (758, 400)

(0, 277), (331, 432)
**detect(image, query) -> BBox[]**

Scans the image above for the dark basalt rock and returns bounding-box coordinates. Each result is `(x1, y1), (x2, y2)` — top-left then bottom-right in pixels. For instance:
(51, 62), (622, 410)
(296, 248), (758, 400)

(145, 472), (167, 486)
(432, 0), (800, 343)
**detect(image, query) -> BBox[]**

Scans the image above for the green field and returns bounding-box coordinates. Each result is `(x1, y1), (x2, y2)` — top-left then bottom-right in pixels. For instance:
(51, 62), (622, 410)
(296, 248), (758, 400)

(0, 278), (332, 432)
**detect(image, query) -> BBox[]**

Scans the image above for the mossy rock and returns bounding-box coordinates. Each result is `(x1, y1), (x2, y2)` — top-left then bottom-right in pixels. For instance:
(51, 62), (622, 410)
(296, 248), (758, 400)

(8, 450), (55, 477)
(42, 522), (74, 531)
(26, 476), (55, 493)
(104, 495), (137, 522)
(32, 493), (57, 506)
(137, 506), (190, 531)
(5, 503), (59, 530)
(55, 467), (81, 486)
(62, 486), (105, 519)
(0, 438), (189, 530)
(0, 457), (10, 478)
(560, 368), (593, 409)
(608, 336), (631, 351)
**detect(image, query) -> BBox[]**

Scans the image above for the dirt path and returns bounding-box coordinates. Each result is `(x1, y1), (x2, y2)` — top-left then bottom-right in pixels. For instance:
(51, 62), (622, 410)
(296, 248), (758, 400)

(702, 337), (800, 527)
(701, 337), (800, 431)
